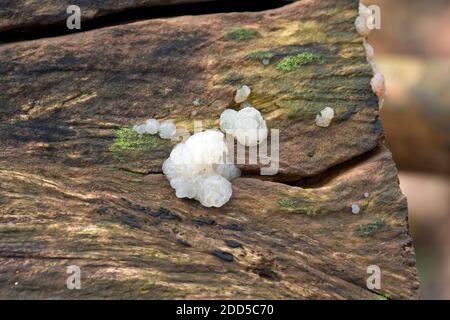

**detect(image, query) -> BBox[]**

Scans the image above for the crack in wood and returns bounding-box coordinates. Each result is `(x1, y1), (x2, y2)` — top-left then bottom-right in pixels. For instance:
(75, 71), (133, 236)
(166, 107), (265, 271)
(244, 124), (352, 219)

(0, 0), (292, 45)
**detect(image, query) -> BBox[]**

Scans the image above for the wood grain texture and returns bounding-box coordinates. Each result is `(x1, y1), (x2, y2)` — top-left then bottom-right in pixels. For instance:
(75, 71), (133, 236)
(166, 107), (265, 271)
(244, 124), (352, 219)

(0, 0), (419, 299)
(0, 0), (213, 32)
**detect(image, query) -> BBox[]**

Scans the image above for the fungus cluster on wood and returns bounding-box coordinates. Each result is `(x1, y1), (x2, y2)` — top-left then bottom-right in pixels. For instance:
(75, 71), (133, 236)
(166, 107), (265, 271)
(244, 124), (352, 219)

(160, 85), (269, 208)
(130, 3), (386, 209)
(162, 130), (240, 208)
(356, 3), (386, 105)
(220, 106), (268, 146)
(133, 118), (176, 139)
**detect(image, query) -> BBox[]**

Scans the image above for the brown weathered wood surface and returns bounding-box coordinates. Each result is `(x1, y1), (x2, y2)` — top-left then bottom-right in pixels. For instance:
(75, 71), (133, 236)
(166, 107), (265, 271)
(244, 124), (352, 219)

(0, 0), (213, 32)
(0, 0), (419, 299)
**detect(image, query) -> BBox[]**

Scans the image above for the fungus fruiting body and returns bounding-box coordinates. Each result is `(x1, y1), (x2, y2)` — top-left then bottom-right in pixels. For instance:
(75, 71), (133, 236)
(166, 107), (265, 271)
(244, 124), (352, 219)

(133, 119), (160, 135)
(355, 4), (372, 36)
(162, 130), (240, 208)
(220, 106), (268, 146)
(351, 204), (361, 214)
(355, 16), (370, 37)
(159, 120), (176, 139)
(133, 118), (176, 140)
(161, 84), (268, 208)
(144, 119), (160, 134)
(234, 85), (251, 103)
(370, 72), (386, 98)
(219, 109), (238, 134)
(356, 2), (386, 106)
(363, 39), (374, 62)
(315, 107), (334, 127)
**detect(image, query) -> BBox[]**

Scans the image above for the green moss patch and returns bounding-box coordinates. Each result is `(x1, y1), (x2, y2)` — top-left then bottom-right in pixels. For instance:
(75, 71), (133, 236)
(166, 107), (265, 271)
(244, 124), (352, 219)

(248, 50), (275, 61)
(109, 127), (163, 153)
(277, 197), (317, 216)
(276, 52), (323, 72)
(224, 27), (259, 41)
(375, 293), (390, 300)
(278, 197), (297, 209)
(356, 218), (386, 237)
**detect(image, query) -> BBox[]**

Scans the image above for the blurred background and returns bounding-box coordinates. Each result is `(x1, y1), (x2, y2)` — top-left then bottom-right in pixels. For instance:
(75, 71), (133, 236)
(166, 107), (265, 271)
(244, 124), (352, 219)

(363, 0), (450, 299)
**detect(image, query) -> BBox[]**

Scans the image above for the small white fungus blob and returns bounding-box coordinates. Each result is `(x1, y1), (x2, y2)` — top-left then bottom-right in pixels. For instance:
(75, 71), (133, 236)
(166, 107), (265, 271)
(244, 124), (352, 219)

(315, 107), (335, 128)
(355, 16), (370, 37)
(133, 124), (147, 134)
(355, 4), (372, 37)
(196, 175), (232, 208)
(220, 106), (268, 146)
(133, 118), (160, 135)
(162, 130), (240, 208)
(234, 85), (251, 103)
(359, 3), (372, 19)
(364, 192), (370, 198)
(363, 40), (374, 62)
(371, 72), (386, 98)
(144, 118), (160, 134)
(220, 109), (238, 135)
(351, 204), (361, 214)
(213, 163), (242, 181)
(159, 120), (177, 139)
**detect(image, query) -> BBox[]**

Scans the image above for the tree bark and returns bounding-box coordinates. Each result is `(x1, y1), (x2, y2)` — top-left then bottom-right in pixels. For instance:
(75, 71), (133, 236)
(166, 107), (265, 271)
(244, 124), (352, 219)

(0, 0), (419, 299)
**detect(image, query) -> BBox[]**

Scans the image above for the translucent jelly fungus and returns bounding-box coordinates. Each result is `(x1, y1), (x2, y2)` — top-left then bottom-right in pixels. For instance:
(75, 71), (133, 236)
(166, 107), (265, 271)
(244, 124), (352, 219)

(364, 39), (374, 62)
(234, 85), (251, 104)
(219, 109), (238, 135)
(145, 119), (160, 134)
(133, 118), (176, 140)
(371, 72), (386, 98)
(315, 107), (334, 128)
(351, 204), (361, 214)
(220, 106), (268, 146)
(133, 118), (160, 135)
(355, 16), (370, 37)
(132, 124), (147, 134)
(162, 130), (240, 208)
(159, 120), (177, 139)
(355, 3), (372, 37)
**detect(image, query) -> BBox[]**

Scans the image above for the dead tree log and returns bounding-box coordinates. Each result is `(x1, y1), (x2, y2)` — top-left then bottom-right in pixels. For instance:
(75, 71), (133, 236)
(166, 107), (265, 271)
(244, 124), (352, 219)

(0, 0), (419, 299)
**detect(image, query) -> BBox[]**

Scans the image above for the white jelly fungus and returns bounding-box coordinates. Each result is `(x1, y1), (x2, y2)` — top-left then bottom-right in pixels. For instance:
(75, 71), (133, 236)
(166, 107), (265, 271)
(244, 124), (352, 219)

(234, 85), (251, 103)
(220, 106), (268, 146)
(355, 16), (370, 37)
(363, 39), (374, 62)
(315, 107), (334, 128)
(162, 130), (240, 208)
(159, 120), (177, 139)
(351, 204), (361, 214)
(371, 72), (386, 98)
(355, 4), (372, 37)
(145, 118), (160, 134)
(219, 109), (238, 135)
(133, 118), (176, 140)
(132, 124), (147, 134)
